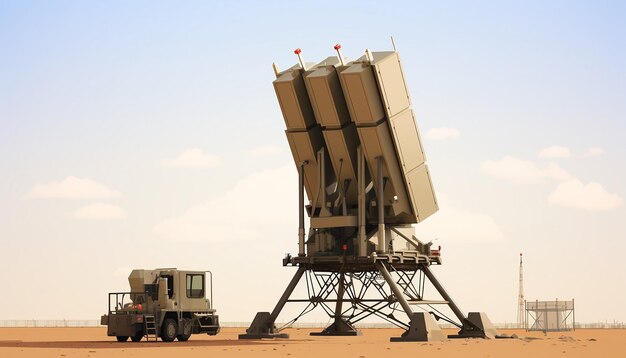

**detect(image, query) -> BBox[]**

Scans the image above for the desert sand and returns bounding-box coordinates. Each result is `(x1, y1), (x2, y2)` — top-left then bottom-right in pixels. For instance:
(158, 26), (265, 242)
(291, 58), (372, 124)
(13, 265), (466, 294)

(0, 327), (624, 358)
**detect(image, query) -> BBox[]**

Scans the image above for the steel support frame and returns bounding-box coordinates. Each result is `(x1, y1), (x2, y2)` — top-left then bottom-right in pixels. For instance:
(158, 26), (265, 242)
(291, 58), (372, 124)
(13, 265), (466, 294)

(239, 139), (494, 341)
(239, 260), (486, 341)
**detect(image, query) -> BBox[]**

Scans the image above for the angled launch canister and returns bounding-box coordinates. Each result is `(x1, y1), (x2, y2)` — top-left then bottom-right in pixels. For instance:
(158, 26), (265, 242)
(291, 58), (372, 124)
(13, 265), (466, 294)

(240, 45), (497, 343)
(339, 51), (437, 223)
(304, 57), (361, 209)
(273, 64), (335, 214)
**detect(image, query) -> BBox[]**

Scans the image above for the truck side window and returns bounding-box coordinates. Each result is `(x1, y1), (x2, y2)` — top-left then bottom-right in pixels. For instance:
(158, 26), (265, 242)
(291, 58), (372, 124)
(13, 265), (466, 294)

(186, 274), (204, 298)
(161, 275), (174, 298)
(144, 284), (158, 299)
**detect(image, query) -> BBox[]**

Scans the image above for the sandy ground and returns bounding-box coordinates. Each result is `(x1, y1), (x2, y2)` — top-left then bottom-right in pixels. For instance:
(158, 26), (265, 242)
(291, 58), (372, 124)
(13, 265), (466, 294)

(0, 327), (624, 358)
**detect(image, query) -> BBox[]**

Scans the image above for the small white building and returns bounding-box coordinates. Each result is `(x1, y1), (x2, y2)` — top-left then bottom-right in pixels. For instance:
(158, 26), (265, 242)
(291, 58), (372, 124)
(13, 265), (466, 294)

(526, 299), (575, 332)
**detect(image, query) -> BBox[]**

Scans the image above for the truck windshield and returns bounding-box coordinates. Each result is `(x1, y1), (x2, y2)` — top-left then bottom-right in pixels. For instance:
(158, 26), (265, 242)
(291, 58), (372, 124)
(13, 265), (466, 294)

(186, 274), (204, 298)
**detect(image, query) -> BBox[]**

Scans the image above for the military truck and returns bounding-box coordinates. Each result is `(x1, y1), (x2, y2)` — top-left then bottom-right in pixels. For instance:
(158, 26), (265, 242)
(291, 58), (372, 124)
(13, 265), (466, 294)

(101, 268), (220, 342)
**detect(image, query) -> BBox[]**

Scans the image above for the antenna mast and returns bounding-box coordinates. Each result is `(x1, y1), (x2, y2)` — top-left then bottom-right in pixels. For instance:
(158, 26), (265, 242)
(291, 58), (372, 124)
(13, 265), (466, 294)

(517, 253), (526, 328)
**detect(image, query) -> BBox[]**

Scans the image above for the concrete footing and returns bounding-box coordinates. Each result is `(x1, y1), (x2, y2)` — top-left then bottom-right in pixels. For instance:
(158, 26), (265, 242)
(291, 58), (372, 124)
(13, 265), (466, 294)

(449, 312), (499, 339)
(390, 312), (445, 342)
(311, 318), (360, 336)
(238, 312), (289, 339)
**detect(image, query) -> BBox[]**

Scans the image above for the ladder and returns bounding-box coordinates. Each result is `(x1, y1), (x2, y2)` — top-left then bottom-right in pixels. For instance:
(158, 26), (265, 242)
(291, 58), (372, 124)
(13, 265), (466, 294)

(144, 315), (158, 342)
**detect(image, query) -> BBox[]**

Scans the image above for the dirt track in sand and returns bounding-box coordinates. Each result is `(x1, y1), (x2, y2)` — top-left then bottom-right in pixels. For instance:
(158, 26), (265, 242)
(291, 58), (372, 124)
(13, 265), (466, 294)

(1, 327), (624, 357)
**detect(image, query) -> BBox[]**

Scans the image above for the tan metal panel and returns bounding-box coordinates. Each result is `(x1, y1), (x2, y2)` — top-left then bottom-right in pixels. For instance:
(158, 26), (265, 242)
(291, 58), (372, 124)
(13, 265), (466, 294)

(339, 63), (385, 125)
(388, 109), (425, 172)
(310, 215), (358, 228)
(322, 123), (359, 205)
(305, 66), (351, 128)
(286, 126), (328, 205)
(277, 50), (437, 225)
(274, 70), (317, 130)
(372, 52), (411, 118)
(313, 56), (341, 68)
(357, 123), (414, 223)
(406, 164), (438, 222)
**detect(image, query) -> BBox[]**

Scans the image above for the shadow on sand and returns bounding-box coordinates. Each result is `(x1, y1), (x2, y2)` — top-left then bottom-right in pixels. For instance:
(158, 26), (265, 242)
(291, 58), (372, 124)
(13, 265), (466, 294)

(0, 339), (298, 349)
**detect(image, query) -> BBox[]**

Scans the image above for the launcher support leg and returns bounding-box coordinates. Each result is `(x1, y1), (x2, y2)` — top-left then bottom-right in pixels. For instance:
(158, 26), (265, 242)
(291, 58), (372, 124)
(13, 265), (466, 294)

(421, 264), (498, 339)
(317, 148), (331, 217)
(239, 267), (306, 339)
(421, 264), (465, 322)
(298, 163), (306, 256)
(357, 146), (367, 257)
(270, 267), (307, 323)
(376, 261), (413, 317)
(312, 272), (359, 336)
(376, 157), (385, 254)
(376, 261), (444, 341)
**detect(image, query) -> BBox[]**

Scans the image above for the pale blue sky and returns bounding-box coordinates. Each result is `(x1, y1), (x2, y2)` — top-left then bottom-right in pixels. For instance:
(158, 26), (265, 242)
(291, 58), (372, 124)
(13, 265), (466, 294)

(1, 1), (625, 324)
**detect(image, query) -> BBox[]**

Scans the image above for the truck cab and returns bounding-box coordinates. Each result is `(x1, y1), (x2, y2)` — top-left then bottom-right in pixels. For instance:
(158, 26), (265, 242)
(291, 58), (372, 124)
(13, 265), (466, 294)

(101, 268), (220, 342)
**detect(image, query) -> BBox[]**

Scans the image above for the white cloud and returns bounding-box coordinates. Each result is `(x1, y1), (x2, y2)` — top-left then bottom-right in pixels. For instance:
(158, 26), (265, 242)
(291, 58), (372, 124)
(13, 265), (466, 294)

(74, 202), (127, 220)
(481, 156), (571, 184)
(548, 179), (623, 211)
(583, 147), (605, 158)
(26, 176), (121, 199)
(539, 145), (570, 159)
(161, 148), (220, 169)
(425, 127), (460, 141)
(414, 203), (504, 243)
(248, 145), (282, 157)
(154, 165), (297, 242)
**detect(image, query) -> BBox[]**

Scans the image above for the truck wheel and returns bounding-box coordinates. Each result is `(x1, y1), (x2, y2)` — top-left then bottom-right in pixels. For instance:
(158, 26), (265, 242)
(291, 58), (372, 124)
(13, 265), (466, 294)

(131, 333), (143, 342)
(177, 320), (192, 341)
(116, 336), (129, 342)
(161, 318), (177, 342)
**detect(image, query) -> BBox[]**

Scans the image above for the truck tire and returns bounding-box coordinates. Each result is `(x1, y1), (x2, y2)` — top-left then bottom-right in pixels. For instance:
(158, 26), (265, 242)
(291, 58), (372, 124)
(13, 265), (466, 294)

(116, 336), (129, 342)
(177, 320), (192, 341)
(131, 333), (143, 342)
(161, 318), (177, 342)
